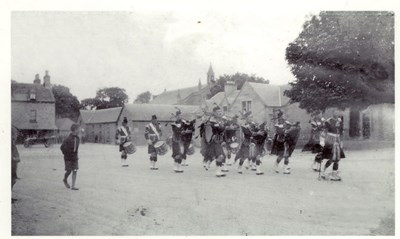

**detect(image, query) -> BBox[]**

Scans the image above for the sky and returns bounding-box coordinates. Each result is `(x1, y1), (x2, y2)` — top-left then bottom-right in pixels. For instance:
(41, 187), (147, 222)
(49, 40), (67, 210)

(11, 8), (318, 101)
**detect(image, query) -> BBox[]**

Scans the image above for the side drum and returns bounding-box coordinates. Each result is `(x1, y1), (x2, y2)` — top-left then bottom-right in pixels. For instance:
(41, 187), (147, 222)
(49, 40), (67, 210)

(230, 142), (240, 154)
(123, 141), (136, 155)
(154, 141), (169, 156)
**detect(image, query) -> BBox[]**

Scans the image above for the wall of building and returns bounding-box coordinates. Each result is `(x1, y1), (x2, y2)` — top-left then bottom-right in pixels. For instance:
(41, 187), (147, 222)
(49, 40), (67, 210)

(12, 101), (56, 130)
(85, 122), (118, 144)
(362, 103), (394, 141)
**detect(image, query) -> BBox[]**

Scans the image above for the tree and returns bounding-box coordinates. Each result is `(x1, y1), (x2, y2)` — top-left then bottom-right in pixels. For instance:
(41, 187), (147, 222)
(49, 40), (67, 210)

(285, 11), (394, 113)
(80, 87), (129, 110)
(209, 72), (269, 98)
(134, 91), (152, 104)
(52, 84), (81, 120)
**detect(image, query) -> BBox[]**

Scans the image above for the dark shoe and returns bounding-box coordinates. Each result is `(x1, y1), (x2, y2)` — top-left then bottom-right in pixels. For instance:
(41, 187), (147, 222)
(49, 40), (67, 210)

(122, 165), (129, 167)
(71, 187), (79, 190)
(63, 179), (70, 188)
(12, 198), (18, 203)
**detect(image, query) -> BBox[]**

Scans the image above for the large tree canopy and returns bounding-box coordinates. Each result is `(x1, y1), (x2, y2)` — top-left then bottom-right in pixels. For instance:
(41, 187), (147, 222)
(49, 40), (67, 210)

(134, 91), (152, 104)
(52, 84), (81, 120)
(210, 72), (269, 98)
(285, 11), (394, 113)
(80, 87), (129, 110)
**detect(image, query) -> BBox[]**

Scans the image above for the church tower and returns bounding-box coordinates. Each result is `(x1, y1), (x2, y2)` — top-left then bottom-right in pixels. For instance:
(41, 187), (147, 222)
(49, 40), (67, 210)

(207, 63), (215, 89)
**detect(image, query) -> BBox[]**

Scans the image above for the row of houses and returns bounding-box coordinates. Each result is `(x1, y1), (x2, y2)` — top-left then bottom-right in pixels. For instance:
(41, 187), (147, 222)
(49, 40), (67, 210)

(11, 68), (394, 147)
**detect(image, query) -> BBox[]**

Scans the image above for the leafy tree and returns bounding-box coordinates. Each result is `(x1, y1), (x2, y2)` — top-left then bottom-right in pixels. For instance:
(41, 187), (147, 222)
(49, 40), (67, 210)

(52, 84), (81, 120)
(209, 72), (269, 98)
(134, 91), (152, 104)
(80, 87), (129, 110)
(285, 11), (394, 113)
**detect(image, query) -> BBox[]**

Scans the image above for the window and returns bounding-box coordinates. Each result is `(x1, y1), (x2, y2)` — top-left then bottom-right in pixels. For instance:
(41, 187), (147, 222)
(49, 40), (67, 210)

(29, 89), (36, 100)
(242, 101), (252, 112)
(29, 110), (37, 123)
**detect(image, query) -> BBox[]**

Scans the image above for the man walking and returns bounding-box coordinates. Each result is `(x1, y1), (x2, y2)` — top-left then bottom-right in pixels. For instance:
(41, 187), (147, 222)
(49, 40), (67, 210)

(61, 124), (81, 190)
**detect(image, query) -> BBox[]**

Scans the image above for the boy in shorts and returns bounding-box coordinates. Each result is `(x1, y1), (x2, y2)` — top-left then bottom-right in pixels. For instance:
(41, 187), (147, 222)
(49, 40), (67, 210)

(61, 124), (81, 190)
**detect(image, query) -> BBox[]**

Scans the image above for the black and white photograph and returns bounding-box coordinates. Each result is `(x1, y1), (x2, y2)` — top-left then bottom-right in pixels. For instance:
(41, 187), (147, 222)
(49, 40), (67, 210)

(1, 0), (397, 237)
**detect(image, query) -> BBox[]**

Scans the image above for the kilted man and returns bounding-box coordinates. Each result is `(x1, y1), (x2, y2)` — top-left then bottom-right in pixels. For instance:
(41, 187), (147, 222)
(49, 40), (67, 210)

(320, 111), (345, 181)
(180, 118), (196, 166)
(145, 115), (162, 170)
(249, 122), (268, 175)
(60, 124), (81, 190)
(115, 117), (132, 167)
(209, 106), (228, 177)
(302, 114), (324, 154)
(223, 115), (239, 166)
(171, 110), (184, 173)
(200, 115), (214, 170)
(235, 111), (254, 173)
(271, 118), (291, 174)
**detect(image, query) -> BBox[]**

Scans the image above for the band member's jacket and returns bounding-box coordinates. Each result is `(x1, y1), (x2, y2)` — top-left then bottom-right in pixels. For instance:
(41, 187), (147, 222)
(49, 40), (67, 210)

(60, 133), (80, 161)
(171, 119), (183, 158)
(270, 123), (286, 156)
(224, 120), (239, 145)
(250, 123), (268, 157)
(115, 125), (132, 152)
(284, 124), (301, 157)
(145, 122), (162, 145)
(209, 117), (225, 144)
(302, 118), (323, 153)
(181, 119), (196, 143)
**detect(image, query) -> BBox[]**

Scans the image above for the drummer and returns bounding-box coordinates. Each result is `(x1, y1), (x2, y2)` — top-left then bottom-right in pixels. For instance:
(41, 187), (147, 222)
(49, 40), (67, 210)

(115, 117), (132, 167)
(223, 114), (239, 166)
(171, 110), (184, 173)
(145, 114), (162, 170)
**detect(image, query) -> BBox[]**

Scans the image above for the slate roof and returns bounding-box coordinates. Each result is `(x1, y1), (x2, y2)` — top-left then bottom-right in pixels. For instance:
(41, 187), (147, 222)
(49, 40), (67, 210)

(79, 107), (123, 124)
(123, 104), (200, 121)
(11, 83), (55, 102)
(150, 85), (210, 105)
(247, 82), (291, 107)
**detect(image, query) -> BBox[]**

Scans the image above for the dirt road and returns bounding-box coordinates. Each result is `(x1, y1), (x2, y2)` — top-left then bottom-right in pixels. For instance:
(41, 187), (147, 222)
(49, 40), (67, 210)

(11, 144), (394, 235)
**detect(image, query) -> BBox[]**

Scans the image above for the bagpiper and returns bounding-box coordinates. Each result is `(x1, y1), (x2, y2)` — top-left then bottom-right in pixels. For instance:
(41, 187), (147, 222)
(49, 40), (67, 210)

(223, 114), (240, 166)
(235, 111), (255, 173)
(319, 111), (345, 181)
(209, 106), (228, 177)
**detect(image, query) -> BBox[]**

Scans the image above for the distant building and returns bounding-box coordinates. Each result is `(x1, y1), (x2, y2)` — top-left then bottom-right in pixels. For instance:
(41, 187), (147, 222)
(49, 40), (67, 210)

(118, 104), (200, 146)
(149, 64), (216, 106)
(11, 72), (57, 143)
(78, 107), (123, 144)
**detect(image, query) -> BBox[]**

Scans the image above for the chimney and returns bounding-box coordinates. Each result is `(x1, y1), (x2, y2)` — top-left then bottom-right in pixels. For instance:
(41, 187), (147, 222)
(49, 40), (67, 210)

(224, 80), (236, 95)
(33, 74), (41, 85)
(43, 70), (51, 89)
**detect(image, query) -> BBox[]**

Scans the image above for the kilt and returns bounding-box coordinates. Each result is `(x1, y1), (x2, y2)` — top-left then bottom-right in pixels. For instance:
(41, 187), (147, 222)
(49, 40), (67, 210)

(172, 141), (182, 159)
(321, 144), (345, 160)
(235, 144), (249, 160)
(210, 141), (225, 159)
(200, 137), (213, 158)
(64, 160), (79, 171)
(271, 140), (285, 157)
(148, 144), (157, 154)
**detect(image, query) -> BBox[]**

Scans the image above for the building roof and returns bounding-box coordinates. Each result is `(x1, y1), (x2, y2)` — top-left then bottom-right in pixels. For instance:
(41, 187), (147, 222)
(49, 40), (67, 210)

(246, 82), (291, 107)
(11, 82), (55, 102)
(79, 107), (123, 124)
(56, 118), (76, 131)
(206, 91), (226, 107)
(123, 104), (200, 121)
(150, 85), (210, 105)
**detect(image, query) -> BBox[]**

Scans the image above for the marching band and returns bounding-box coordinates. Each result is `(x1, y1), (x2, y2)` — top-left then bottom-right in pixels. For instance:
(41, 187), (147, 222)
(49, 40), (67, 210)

(114, 106), (344, 182)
